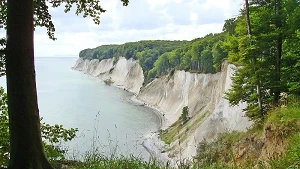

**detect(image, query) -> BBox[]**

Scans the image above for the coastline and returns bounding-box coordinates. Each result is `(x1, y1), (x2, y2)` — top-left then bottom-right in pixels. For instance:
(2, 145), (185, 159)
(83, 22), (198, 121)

(72, 58), (252, 163)
(130, 95), (172, 164)
(73, 66), (172, 163)
(130, 95), (171, 130)
(105, 82), (174, 164)
(103, 83), (173, 165)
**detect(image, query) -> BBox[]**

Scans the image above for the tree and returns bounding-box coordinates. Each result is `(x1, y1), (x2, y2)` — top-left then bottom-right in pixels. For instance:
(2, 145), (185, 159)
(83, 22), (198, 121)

(244, 0), (263, 116)
(212, 41), (227, 71)
(225, 0), (300, 120)
(1, 0), (128, 168)
(181, 106), (189, 124)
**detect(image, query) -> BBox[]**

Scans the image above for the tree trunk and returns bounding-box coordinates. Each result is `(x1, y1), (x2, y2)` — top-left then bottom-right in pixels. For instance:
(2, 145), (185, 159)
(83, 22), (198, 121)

(274, 0), (282, 104)
(6, 0), (53, 168)
(245, 0), (264, 116)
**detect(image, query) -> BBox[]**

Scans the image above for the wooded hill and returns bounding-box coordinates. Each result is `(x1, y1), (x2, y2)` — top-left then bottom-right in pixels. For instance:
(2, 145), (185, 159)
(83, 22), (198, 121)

(79, 33), (228, 83)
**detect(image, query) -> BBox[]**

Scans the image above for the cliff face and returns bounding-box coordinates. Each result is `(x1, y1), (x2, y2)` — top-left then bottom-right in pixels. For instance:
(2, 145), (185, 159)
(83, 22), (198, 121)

(137, 60), (251, 158)
(137, 70), (221, 128)
(73, 58), (251, 159)
(72, 57), (144, 94)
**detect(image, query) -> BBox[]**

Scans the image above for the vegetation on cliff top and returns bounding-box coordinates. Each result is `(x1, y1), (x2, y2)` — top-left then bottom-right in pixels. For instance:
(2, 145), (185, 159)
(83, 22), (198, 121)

(79, 40), (189, 81)
(79, 33), (228, 83)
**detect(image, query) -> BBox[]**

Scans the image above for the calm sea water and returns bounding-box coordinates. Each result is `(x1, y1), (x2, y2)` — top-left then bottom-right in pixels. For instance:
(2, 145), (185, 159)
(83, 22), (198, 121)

(0, 57), (160, 159)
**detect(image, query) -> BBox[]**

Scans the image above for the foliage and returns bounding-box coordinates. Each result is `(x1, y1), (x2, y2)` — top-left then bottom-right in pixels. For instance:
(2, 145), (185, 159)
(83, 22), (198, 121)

(148, 33), (228, 82)
(266, 102), (300, 168)
(194, 131), (244, 168)
(181, 106), (189, 124)
(79, 45), (120, 61)
(194, 103), (300, 168)
(0, 87), (9, 168)
(0, 87), (78, 167)
(225, 0), (300, 120)
(41, 122), (78, 161)
(78, 40), (188, 82)
(271, 133), (300, 168)
(104, 77), (114, 85)
(73, 151), (162, 169)
(266, 101), (300, 136)
(78, 32), (231, 83)
(160, 118), (182, 145)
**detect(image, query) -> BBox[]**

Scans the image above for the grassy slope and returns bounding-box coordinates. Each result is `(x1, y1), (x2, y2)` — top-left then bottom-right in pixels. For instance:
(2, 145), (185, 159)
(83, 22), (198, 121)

(194, 102), (300, 168)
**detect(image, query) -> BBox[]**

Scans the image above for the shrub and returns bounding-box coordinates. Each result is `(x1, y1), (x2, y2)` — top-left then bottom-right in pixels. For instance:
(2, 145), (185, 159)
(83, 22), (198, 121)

(181, 106), (189, 124)
(104, 77), (114, 85)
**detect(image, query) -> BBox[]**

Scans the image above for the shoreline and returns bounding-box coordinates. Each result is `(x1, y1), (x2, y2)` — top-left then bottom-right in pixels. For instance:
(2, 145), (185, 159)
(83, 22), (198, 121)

(130, 95), (175, 165)
(106, 84), (174, 165)
(130, 95), (172, 163)
(130, 95), (169, 130)
(73, 68), (172, 163)
(108, 84), (174, 164)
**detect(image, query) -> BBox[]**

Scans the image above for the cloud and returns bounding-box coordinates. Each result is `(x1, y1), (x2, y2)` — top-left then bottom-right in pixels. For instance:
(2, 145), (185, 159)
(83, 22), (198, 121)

(0, 0), (244, 57)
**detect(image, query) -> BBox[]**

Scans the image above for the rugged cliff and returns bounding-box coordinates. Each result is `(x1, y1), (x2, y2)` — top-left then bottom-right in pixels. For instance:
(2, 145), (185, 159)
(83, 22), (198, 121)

(73, 57), (144, 94)
(137, 60), (251, 159)
(73, 58), (251, 159)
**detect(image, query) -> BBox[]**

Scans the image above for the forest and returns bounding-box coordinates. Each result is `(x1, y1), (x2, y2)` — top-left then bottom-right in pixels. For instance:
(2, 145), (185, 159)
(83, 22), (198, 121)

(79, 33), (228, 82)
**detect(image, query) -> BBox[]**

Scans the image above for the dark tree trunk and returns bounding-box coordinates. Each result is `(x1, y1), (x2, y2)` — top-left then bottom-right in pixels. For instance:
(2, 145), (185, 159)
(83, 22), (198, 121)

(274, 0), (282, 104)
(245, 0), (264, 116)
(6, 0), (53, 168)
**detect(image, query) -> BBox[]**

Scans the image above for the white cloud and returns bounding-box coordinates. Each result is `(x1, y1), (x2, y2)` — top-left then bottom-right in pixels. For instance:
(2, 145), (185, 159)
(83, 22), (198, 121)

(0, 0), (244, 57)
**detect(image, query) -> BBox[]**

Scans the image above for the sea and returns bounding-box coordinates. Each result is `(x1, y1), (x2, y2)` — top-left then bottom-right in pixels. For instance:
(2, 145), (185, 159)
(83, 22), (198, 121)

(0, 57), (160, 159)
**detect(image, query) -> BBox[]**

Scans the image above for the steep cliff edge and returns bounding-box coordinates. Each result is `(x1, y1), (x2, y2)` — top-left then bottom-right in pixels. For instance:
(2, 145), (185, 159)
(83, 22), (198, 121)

(137, 60), (251, 159)
(73, 58), (251, 159)
(72, 57), (144, 94)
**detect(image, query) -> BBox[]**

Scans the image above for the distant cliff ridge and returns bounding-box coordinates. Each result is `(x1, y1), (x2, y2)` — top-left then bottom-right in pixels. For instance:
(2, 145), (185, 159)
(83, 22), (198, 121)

(73, 57), (144, 94)
(73, 57), (251, 159)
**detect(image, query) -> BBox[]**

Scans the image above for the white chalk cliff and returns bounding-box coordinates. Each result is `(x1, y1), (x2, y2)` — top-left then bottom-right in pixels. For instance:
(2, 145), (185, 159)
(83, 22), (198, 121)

(73, 57), (252, 159)
(73, 57), (144, 94)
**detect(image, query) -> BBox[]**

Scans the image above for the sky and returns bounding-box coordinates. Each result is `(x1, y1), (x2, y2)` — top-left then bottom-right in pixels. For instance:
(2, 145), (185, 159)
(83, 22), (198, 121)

(0, 0), (244, 57)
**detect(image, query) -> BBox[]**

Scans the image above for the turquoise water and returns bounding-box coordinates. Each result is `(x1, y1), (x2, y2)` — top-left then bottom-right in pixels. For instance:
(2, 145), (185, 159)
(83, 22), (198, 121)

(0, 57), (160, 159)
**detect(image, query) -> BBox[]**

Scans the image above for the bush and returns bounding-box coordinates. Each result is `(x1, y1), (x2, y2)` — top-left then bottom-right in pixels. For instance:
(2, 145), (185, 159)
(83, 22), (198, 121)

(181, 106), (189, 124)
(104, 77), (114, 85)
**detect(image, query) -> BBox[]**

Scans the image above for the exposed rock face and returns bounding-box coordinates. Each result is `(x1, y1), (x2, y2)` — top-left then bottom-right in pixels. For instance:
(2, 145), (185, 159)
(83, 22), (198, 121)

(137, 60), (251, 158)
(73, 58), (252, 159)
(72, 57), (144, 94)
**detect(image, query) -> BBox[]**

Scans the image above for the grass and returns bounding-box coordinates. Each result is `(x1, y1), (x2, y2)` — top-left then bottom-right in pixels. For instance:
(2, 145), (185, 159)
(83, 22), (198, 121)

(192, 102), (300, 168)
(160, 110), (208, 145)
(267, 103), (300, 131)
(160, 117), (182, 144)
(72, 154), (162, 169)
(268, 133), (300, 168)
(160, 110), (208, 147)
(178, 112), (208, 143)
